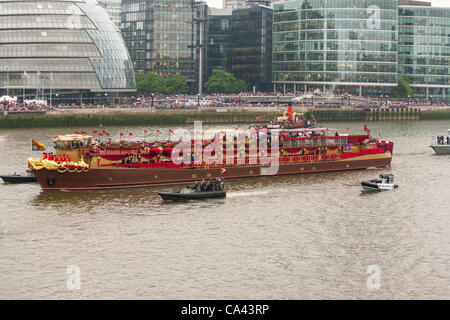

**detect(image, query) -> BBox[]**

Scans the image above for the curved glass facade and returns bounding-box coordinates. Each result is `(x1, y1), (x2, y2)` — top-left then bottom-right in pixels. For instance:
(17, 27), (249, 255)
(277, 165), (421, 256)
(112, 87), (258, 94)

(0, 0), (135, 93)
(273, 0), (399, 95)
(399, 6), (450, 102)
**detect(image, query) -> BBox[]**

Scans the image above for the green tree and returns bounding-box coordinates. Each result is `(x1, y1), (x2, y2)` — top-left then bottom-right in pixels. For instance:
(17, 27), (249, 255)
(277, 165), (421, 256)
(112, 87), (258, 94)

(136, 72), (164, 94)
(136, 72), (188, 94)
(205, 70), (247, 94)
(164, 74), (189, 95)
(392, 77), (414, 99)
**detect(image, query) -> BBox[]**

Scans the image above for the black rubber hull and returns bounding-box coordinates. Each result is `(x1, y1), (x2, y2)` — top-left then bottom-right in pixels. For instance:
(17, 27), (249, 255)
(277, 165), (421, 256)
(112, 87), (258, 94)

(158, 191), (226, 201)
(0, 175), (37, 183)
(361, 181), (398, 191)
(361, 181), (380, 190)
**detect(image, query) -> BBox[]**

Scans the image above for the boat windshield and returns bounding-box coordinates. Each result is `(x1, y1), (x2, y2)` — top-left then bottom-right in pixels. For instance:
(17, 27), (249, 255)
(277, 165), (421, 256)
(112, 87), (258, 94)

(53, 134), (93, 150)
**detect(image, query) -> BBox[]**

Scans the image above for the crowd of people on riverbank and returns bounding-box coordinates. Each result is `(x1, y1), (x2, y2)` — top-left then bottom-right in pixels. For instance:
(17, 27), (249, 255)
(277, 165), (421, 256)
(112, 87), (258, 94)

(1, 92), (449, 113)
(1, 100), (55, 112)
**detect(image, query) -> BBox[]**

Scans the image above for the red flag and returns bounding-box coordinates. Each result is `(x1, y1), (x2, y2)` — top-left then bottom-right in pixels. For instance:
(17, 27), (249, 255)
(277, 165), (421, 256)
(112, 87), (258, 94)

(102, 130), (106, 133)
(144, 129), (148, 133)
(169, 130), (174, 134)
(105, 132), (110, 136)
(256, 117), (262, 121)
(129, 133), (133, 136)
(156, 129), (161, 133)
(120, 133), (124, 136)
(99, 133), (103, 136)
(93, 130), (98, 134)
(75, 131), (80, 134)
(81, 131), (87, 134)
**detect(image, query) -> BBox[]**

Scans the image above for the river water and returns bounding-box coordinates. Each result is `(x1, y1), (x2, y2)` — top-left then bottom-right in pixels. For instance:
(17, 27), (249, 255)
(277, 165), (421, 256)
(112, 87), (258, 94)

(1, 121), (449, 299)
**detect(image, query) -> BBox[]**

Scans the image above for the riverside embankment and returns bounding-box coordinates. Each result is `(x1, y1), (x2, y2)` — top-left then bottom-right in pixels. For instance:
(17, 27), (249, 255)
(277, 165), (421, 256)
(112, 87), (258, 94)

(1, 106), (450, 128)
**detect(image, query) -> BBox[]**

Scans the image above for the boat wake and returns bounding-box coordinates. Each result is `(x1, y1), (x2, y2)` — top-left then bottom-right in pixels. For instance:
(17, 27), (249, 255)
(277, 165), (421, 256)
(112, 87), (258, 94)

(227, 190), (270, 198)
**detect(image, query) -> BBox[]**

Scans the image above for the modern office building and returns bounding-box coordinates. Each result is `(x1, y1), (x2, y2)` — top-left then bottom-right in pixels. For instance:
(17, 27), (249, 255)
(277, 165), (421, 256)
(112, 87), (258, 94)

(207, 8), (233, 76)
(398, 2), (450, 102)
(272, 0), (399, 96)
(98, 0), (122, 29)
(230, 5), (273, 92)
(0, 0), (136, 100)
(121, 0), (208, 93)
(224, 0), (270, 10)
(223, 0), (246, 10)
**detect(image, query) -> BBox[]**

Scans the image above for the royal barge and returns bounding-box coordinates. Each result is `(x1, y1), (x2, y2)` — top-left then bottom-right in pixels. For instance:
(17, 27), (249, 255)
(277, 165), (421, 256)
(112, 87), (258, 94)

(27, 124), (394, 191)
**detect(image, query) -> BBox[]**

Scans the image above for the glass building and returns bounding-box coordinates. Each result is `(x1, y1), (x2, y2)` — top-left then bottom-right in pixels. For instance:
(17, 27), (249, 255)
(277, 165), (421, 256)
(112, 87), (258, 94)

(207, 8), (233, 75)
(272, 0), (399, 96)
(399, 4), (450, 102)
(98, 0), (123, 29)
(230, 5), (273, 91)
(0, 0), (136, 99)
(121, 0), (207, 92)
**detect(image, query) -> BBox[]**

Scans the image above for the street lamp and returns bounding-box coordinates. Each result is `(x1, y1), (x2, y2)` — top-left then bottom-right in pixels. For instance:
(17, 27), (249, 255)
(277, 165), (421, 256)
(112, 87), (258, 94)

(430, 95), (433, 105)
(197, 93), (200, 108)
(385, 95), (388, 106)
(151, 93), (154, 107)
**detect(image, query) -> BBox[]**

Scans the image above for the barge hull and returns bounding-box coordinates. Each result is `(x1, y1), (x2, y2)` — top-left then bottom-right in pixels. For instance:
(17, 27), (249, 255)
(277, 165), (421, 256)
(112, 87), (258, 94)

(33, 153), (392, 191)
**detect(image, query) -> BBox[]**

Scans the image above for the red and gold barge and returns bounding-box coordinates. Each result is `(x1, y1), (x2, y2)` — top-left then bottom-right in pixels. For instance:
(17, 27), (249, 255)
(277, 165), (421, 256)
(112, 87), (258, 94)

(28, 127), (394, 191)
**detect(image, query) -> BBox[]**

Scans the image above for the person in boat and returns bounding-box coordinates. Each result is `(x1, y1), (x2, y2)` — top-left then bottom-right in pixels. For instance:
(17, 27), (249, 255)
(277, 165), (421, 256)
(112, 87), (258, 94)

(200, 179), (206, 192)
(207, 179), (214, 191)
(216, 178), (224, 191)
(193, 181), (200, 192)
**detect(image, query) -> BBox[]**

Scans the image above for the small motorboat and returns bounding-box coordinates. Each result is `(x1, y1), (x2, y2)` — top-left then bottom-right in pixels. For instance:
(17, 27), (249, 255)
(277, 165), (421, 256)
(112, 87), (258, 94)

(0, 170), (37, 183)
(430, 129), (450, 155)
(158, 179), (226, 201)
(361, 174), (398, 191)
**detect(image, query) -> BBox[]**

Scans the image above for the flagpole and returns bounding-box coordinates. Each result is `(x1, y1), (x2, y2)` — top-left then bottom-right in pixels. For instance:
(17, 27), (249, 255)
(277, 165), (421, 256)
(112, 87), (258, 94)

(6, 65), (9, 96)
(23, 71), (25, 103)
(36, 71), (38, 100)
(50, 72), (52, 107)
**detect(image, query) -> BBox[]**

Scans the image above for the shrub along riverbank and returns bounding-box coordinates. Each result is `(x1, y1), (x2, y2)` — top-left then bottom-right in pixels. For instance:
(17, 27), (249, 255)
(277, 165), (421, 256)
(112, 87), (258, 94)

(1, 108), (450, 129)
(0, 111), (268, 129)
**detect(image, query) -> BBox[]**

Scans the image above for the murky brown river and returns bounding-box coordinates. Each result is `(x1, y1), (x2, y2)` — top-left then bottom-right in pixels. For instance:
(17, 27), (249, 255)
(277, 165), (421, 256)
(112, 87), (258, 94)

(1, 121), (449, 299)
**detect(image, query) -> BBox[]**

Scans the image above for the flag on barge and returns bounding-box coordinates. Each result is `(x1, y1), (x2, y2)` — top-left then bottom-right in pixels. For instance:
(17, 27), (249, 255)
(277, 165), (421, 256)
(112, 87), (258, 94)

(31, 139), (45, 151)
